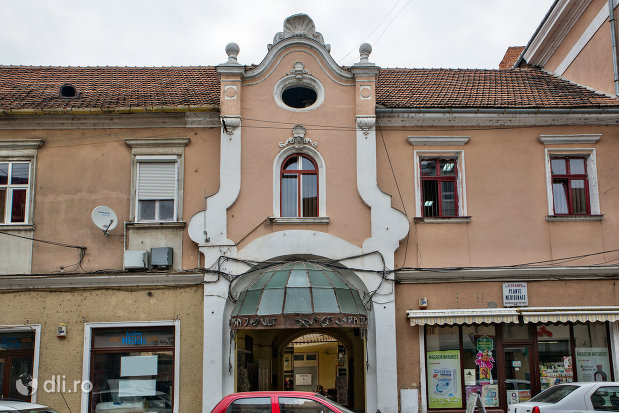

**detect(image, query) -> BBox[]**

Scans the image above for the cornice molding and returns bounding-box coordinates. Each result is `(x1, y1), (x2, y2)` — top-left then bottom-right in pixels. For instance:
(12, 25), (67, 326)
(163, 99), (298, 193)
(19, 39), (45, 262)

(125, 137), (190, 148)
(0, 139), (44, 150)
(538, 134), (601, 144)
(0, 272), (204, 290)
(408, 136), (470, 146)
(396, 265), (619, 283)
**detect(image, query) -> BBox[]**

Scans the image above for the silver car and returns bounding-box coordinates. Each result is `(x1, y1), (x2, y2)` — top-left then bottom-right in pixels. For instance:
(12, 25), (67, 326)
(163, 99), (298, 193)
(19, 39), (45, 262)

(508, 382), (619, 413)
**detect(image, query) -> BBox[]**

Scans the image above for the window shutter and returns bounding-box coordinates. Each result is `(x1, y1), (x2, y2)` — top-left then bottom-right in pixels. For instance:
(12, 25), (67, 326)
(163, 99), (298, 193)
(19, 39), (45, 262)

(138, 162), (176, 200)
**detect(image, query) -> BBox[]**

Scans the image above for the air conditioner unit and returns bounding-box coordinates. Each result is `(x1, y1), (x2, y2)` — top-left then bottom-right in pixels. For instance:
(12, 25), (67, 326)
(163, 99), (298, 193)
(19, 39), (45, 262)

(151, 247), (173, 268)
(124, 250), (149, 270)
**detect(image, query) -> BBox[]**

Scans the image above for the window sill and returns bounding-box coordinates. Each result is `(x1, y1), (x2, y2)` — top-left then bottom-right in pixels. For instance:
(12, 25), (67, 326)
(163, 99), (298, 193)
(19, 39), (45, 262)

(127, 221), (186, 229)
(546, 215), (603, 222)
(269, 217), (330, 225)
(414, 216), (471, 224)
(0, 224), (34, 231)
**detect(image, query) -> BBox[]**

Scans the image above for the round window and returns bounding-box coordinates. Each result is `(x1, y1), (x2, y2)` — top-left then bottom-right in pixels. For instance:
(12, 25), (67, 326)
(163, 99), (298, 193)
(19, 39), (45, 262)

(274, 76), (324, 112)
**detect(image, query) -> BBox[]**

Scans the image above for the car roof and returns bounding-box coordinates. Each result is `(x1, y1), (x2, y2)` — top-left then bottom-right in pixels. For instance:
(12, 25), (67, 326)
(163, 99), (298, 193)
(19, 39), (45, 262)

(0, 400), (48, 409)
(227, 391), (319, 397)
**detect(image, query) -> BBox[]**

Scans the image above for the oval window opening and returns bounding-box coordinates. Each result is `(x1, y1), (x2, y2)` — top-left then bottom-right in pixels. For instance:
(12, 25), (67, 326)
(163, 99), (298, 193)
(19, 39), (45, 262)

(282, 86), (317, 109)
(60, 84), (77, 98)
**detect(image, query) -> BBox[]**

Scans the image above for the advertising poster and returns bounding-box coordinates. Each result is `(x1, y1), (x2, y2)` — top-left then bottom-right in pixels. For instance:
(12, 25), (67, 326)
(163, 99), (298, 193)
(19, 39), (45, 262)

(575, 347), (610, 381)
(427, 350), (462, 408)
(481, 384), (499, 407)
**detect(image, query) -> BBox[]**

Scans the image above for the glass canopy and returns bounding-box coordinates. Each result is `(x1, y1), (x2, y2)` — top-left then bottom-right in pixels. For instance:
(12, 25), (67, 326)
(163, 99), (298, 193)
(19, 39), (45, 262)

(231, 261), (367, 319)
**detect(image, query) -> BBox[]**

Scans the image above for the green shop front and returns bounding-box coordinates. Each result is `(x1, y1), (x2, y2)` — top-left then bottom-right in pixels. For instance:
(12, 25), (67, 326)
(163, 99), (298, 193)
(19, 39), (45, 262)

(407, 307), (619, 412)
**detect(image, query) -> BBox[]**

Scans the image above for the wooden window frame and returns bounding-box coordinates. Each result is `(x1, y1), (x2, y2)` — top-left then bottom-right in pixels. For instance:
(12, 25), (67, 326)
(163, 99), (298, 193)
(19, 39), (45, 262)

(280, 153), (319, 218)
(550, 155), (591, 215)
(420, 158), (459, 218)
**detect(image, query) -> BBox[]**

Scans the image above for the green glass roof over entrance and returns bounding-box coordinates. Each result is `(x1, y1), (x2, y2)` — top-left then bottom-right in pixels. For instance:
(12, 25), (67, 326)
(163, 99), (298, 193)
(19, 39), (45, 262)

(231, 261), (367, 318)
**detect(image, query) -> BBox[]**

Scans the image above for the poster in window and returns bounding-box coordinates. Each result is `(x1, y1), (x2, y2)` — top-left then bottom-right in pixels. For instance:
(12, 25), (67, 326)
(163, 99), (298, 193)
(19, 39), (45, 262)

(575, 347), (610, 381)
(427, 350), (462, 408)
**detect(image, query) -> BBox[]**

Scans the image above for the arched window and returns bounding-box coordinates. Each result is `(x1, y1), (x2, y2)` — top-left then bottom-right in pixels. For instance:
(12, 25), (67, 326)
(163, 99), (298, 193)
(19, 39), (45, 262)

(280, 153), (318, 217)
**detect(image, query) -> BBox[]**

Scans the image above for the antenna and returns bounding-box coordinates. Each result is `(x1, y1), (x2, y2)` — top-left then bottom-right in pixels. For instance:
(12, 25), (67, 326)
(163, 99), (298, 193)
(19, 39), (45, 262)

(91, 206), (118, 237)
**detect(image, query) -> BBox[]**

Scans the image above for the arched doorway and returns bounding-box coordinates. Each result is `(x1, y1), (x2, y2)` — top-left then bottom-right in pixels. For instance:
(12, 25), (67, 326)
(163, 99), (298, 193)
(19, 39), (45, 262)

(229, 260), (367, 412)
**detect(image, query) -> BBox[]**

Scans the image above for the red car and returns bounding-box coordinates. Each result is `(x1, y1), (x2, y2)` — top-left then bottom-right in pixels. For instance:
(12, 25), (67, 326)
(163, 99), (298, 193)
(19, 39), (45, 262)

(211, 391), (355, 413)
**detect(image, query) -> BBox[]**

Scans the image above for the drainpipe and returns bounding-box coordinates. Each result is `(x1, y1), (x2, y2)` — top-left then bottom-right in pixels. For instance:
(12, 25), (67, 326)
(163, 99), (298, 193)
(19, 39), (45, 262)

(609, 0), (619, 96)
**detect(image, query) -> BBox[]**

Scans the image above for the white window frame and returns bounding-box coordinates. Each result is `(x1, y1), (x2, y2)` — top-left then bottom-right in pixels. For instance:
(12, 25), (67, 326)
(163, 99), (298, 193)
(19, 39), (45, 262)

(0, 324), (42, 403)
(125, 138), (189, 223)
(544, 148), (600, 217)
(414, 150), (468, 220)
(272, 145), (327, 222)
(0, 140), (43, 227)
(135, 155), (179, 222)
(81, 320), (181, 413)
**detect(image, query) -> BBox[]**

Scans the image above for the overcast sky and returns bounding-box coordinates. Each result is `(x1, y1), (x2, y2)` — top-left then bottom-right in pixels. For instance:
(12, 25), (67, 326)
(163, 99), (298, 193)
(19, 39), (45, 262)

(2, 0), (554, 69)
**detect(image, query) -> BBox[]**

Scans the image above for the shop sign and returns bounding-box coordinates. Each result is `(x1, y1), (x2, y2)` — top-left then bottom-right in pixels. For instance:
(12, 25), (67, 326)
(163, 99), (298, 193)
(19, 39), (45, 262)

(427, 350), (462, 408)
(575, 347), (610, 381)
(229, 314), (368, 329)
(503, 282), (528, 307)
(0, 333), (34, 351)
(93, 329), (174, 348)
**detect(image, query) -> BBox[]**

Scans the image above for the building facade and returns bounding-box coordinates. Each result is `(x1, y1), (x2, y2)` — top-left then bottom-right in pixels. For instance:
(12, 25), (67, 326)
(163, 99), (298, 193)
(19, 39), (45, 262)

(2, 2), (619, 413)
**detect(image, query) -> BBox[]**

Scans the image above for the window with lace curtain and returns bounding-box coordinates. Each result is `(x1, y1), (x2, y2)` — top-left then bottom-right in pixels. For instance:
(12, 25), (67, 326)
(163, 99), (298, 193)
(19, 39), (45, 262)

(550, 156), (590, 215)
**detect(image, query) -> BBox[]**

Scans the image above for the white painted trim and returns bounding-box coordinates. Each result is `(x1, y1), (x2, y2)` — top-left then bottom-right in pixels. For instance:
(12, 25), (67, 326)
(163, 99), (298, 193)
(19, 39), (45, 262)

(269, 216), (329, 224)
(544, 148), (600, 215)
(407, 136), (470, 146)
(611, 322), (619, 381)
(273, 74), (325, 112)
(414, 217), (471, 224)
(0, 324), (41, 403)
(546, 214), (603, 221)
(0, 139), (44, 150)
(135, 155), (178, 161)
(539, 134), (602, 144)
(413, 150), (467, 218)
(524, 0), (593, 67)
(419, 326), (427, 413)
(188, 119), (241, 246)
(272, 145), (326, 218)
(81, 320), (180, 413)
(556, 0), (618, 75)
(244, 40), (353, 82)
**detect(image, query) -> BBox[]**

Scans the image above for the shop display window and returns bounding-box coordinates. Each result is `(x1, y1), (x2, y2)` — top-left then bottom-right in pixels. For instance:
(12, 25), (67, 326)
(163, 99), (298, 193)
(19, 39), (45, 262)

(89, 327), (174, 413)
(537, 324), (573, 390)
(426, 326), (462, 409)
(574, 323), (611, 382)
(0, 331), (35, 401)
(462, 326), (498, 407)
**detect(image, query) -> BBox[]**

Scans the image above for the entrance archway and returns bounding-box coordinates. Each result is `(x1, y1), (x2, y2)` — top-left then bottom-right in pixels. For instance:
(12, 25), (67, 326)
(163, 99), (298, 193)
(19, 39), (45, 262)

(229, 260), (368, 412)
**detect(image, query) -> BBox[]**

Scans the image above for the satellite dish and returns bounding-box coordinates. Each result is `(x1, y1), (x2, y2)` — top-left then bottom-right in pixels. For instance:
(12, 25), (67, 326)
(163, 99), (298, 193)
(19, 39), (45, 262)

(91, 206), (118, 235)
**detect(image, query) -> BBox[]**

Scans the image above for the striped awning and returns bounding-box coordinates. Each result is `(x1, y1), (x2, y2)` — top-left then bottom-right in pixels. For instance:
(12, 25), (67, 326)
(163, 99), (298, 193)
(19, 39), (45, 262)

(407, 308), (519, 326)
(520, 307), (619, 323)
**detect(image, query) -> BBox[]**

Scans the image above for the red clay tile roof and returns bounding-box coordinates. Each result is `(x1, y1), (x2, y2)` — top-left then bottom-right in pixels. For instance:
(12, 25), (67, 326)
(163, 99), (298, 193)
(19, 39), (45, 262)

(1, 65), (618, 112)
(376, 68), (619, 109)
(499, 46), (525, 69)
(0, 66), (220, 111)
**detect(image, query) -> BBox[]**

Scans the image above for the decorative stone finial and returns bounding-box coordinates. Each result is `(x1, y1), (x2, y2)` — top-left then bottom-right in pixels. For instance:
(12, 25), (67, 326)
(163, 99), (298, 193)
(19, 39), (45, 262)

(359, 43), (372, 64)
(225, 43), (240, 64)
(268, 14), (331, 52)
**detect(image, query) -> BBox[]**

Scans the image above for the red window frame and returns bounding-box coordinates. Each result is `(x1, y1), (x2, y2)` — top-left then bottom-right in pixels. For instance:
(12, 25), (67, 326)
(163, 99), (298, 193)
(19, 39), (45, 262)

(280, 154), (318, 217)
(550, 156), (590, 215)
(420, 158), (459, 217)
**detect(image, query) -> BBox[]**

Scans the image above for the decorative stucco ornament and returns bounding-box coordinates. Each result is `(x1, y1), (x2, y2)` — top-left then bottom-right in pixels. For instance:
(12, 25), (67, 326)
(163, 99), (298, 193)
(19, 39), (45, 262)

(356, 116), (376, 136)
(290, 61), (310, 79)
(224, 43), (240, 65)
(279, 124), (318, 148)
(268, 14), (331, 52)
(221, 116), (241, 135)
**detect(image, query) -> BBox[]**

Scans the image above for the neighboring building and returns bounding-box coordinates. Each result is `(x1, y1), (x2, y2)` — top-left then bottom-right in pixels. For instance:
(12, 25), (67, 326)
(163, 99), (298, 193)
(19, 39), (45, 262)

(1, 3), (619, 413)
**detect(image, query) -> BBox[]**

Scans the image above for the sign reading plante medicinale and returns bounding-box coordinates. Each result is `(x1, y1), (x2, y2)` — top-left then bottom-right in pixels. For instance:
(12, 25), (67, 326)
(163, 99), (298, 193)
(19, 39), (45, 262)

(427, 350), (462, 408)
(503, 282), (528, 307)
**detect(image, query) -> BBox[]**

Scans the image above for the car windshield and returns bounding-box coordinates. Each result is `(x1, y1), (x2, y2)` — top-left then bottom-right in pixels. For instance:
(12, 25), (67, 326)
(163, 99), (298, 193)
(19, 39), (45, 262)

(314, 394), (355, 413)
(529, 385), (580, 404)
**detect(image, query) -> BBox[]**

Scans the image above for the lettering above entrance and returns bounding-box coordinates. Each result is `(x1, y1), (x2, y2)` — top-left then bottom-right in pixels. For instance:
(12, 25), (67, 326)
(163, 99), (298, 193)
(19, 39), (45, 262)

(230, 313), (368, 329)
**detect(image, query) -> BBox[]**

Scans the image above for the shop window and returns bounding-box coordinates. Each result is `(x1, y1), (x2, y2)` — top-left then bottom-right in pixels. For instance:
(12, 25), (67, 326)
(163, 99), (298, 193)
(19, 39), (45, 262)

(280, 154), (318, 218)
(0, 331), (36, 401)
(537, 324), (573, 390)
(501, 324), (531, 341)
(425, 326), (462, 409)
(88, 327), (175, 413)
(574, 323), (611, 382)
(462, 326), (499, 407)
(227, 398), (272, 413)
